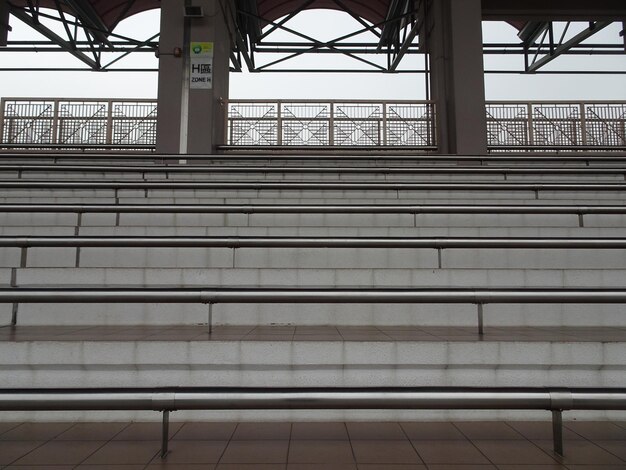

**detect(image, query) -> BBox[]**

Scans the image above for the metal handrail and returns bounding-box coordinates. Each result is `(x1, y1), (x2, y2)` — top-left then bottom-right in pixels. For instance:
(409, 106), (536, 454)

(1, 387), (624, 457)
(3, 152), (626, 163)
(3, 288), (625, 304)
(1, 180), (626, 192)
(3, 287), (626, 336)
(0, 203), (624, 215)
(3, 163), (626, 175)
(2, 236), (626, 249)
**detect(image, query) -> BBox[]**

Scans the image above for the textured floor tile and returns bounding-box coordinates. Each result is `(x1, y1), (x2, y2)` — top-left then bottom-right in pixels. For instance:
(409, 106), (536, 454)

(147, 463), (216, 469)
(453, 422), (524, 440)
(216, 465), (284, 470)
(357, 465), (426, 469)
(532, 439), (625, 465)
(288, 464), (357, 470)
(81, 440), (161, 465)
(0, 423), (21, 436)
(11, 440), (104, 465)
(291, 422), (349, 440)
(594, 440), (626, 460)
(495, 465), (566, 470)
(564, 421), (626, 440)
(231, 422), (291, 440)
(220, 440), (289, 464)
(0, 423), (74, 441)
(346, 422), (406, 440)
(411, 440), (490, 465)
(76, 466), (145, 469)
(0, 441), (46, 465)
(351, 440), (422, 464)
(158, 440), (228, 464)
(172, 422), (237, 440)
(426, 466), (496, 470)
(4, 466), (74, 470)
(113, 422), (184, 441)
(288, 440), (354, 463)
(55, 422), (129, 441)
(473, 440), (557, 465)
(505, 421), (582, 441)
(401, 422), (466, 440)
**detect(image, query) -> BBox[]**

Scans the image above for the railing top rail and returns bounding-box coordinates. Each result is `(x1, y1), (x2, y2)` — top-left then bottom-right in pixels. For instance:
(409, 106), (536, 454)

(1, 152), (626, 160)
(1, 180), (625, 191)
(2, 163), (626, 174)
(2, 287), (626, 304)
(0, 387), (624, 412)
(1, 98), (158, 103)
(2, 236), (626, 249)
(0, 203), (624, 214)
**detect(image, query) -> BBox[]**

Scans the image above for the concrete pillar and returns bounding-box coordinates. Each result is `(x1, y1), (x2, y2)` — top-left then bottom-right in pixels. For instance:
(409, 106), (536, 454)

(0, 1), (10, 47)
(427, 0), (488, 155)
(156, 0), (231, 154)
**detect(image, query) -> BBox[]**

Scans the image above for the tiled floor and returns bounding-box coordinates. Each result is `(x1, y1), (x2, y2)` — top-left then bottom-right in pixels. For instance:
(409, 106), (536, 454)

(1, 325), (626, 343)
(0, 421), (625, 469)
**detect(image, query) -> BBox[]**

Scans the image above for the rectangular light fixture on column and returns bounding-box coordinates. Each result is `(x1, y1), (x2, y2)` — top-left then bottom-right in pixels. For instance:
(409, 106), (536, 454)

(184, 6), (204, 18)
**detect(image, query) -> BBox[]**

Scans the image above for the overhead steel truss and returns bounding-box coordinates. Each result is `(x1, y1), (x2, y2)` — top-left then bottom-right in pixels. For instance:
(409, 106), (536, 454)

(0, 0), (624, 73)
(2, 1), (159, 71)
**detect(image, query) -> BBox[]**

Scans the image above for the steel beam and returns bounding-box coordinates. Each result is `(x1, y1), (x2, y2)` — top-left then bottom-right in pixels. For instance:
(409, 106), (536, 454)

(8, 5), (100, 69)
(527, 21), (613, 72)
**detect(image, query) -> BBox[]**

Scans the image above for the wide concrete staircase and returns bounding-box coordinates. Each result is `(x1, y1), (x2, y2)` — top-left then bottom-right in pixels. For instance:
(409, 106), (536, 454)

(0, 153), (625, 422)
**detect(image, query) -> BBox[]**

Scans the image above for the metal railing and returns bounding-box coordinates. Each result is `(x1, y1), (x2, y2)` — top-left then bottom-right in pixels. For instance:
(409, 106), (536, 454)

(3, 287), (626, 333)
(3, 152), (626, 164)
(2, 180), (626, 194)
(1, 387), (624, 457)
(3, 162), (626, 177)
(486, 101), (626, 150)
(226, 100), (437, 147)
(2, 99), (625, 151)
(0, 98), (158, 149)
(0, 202), (624, 216)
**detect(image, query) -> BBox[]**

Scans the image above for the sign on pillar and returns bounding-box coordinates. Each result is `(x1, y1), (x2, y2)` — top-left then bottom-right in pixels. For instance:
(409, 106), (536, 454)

(190, 42), (214, 89)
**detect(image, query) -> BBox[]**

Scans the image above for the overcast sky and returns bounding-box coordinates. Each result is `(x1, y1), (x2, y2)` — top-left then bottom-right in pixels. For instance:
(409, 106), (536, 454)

(0, 8), (624, 101)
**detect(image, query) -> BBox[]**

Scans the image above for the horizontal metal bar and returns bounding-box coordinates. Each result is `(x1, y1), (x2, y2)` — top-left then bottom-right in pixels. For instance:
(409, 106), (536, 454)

(0, 387), (624, 412)
(1, 288), (626, 304)
(2, 153), (626, 163)
(1, 181), (625, 192)
(1, 236), (626, 249)
(2, 164), (626, 175)
(0, 203), (623, 215)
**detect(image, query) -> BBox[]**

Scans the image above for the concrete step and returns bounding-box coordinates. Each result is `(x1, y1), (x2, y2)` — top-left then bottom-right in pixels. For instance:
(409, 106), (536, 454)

(12, 267), (626, 288)
(3, 169), (625, 183)
(3, 247), (626, 269)
(4, 225), (626, 237)
(1, 325), (624, 420)
(3, 213), (622, 228)
(6, 301), (626, 327)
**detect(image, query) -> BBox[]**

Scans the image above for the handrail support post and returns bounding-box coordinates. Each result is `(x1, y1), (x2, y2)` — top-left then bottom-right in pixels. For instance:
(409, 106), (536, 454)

(552, 409), (564, 456)
(208, 303), (213, 334)
(477, 303), (484, 336)
(161, 410), (170, 458)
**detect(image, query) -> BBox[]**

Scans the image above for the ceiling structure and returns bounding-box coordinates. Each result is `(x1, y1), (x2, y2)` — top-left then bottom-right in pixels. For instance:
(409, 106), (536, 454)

(1, 0), (624, 73)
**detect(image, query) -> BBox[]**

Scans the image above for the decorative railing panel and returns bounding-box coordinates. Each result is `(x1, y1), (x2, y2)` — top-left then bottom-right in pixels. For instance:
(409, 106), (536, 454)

(486, 101), (626, 149)
(0, 98), (157, 147)
(1, 98), (624, 150)
(227, 100), (436, 147)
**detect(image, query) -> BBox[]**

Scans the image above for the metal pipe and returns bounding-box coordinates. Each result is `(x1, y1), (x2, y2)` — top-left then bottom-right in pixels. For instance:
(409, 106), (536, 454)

(1, 236), (626, 249)
(0, 203), (624, 215)
(2, 153), (626, 163)
(0, 388), (624, 412)
(1, 181), (626, 192)
(1, 163), (626, 175)
(1, 288), (626, 304)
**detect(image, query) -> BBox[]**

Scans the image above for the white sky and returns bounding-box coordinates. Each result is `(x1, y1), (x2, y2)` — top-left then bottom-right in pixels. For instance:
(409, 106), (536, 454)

(0, 8), (624, 101)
